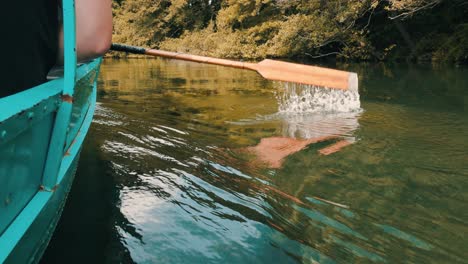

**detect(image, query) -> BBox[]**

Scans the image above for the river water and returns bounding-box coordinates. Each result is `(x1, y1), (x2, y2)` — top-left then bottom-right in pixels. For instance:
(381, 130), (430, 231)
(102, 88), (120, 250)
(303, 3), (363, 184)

(42, 59), (467, 263)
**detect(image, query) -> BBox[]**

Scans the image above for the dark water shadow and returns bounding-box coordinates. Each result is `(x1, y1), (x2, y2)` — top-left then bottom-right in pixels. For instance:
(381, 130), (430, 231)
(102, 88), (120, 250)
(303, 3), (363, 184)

(40, 135), (135, 264)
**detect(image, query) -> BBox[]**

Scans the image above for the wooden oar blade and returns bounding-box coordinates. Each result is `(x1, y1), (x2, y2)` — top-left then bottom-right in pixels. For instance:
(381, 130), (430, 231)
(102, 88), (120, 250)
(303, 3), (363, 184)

(255, 59), (358, 91)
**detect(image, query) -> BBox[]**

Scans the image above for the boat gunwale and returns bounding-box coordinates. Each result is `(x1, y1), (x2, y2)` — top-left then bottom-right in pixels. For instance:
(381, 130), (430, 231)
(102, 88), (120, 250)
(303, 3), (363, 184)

(0, 61), (100, 124)
(0, 79), (64, 123)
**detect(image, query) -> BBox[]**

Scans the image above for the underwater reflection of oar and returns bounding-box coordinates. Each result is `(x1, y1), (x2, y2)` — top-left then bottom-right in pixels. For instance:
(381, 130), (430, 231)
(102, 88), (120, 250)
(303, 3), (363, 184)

(110, 43), (358, 91)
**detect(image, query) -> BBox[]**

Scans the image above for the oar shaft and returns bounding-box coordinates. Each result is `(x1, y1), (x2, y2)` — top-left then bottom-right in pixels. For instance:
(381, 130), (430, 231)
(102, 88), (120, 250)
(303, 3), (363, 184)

(111, 43), (146, 54)
(111, 43), (256, 70)
(145, 49), (257, 70)
(110, 43), (358, 91)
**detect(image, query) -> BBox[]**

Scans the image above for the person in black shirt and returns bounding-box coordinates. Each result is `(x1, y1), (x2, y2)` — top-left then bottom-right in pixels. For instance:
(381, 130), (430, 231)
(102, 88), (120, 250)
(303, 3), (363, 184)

(0, 0), (112, 98)
(0, 1), (59, 98)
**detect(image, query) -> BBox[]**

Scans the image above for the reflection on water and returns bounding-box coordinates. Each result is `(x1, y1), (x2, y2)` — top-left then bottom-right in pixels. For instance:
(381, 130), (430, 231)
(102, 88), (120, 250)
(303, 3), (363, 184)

(42, 59), (468, 264)
(230, 111), (360, 140)
(278, 112), (360, 140)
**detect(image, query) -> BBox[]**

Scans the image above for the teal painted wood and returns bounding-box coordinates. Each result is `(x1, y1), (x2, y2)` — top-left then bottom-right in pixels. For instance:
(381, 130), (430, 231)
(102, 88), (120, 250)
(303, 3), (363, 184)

(42, 0), (78, 189)
(0, 0), (103, 261)
(63, 0), (77, 95)
(64, 63), (98, 149)
(0, 105), (56, 235)
(0, 58), (101, 263)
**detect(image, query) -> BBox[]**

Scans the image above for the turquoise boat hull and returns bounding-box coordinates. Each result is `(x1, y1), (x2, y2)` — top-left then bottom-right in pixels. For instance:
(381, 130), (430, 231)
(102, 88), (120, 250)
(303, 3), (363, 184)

(0, 58), (101, 263)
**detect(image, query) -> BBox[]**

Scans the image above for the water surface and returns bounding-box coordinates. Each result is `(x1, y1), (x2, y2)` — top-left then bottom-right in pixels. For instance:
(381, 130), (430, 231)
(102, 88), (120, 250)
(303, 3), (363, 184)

(42, 59), (467, 263)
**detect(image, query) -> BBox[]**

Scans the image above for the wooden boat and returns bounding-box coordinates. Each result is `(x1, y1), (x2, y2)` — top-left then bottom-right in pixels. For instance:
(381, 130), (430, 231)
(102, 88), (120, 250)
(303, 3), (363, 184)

(0, 0), (101, 262)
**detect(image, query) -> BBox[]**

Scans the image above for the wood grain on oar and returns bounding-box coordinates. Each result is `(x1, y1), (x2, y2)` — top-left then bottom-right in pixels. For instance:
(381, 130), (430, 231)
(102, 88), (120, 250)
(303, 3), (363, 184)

(111, 43), (358, 91)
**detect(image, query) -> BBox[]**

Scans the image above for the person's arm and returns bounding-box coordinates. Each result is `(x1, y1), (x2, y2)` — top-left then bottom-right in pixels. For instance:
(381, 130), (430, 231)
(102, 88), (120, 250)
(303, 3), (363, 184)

(57, 0), (112, 64)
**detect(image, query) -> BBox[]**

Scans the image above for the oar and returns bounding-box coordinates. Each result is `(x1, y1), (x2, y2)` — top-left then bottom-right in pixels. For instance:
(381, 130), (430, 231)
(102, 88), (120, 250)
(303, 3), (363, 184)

(110, 43), (358, 91)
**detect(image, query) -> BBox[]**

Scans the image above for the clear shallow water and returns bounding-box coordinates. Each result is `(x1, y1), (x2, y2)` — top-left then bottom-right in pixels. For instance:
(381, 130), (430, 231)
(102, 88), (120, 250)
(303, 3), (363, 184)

(42, 59), (468, 263)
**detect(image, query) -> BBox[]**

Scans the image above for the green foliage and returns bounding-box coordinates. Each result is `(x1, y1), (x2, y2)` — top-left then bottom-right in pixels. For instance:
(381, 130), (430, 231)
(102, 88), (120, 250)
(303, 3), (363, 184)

(113, 0), (217, 47)
(112, 0), (468, 63)
(159, 0), (380, 60)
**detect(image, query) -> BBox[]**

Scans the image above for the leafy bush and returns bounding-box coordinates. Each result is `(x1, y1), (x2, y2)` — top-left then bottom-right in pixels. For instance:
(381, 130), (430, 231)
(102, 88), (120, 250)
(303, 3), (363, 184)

(112, 0), (468, 63)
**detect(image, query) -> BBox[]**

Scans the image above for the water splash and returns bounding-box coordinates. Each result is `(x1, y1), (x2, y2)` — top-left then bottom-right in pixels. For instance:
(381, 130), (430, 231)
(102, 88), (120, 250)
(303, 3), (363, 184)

(276, 82), (361, 113)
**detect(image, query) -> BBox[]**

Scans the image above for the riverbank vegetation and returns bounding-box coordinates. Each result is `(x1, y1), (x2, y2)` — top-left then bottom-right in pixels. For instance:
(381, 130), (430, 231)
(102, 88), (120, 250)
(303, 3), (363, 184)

(112, 0), (468, 63)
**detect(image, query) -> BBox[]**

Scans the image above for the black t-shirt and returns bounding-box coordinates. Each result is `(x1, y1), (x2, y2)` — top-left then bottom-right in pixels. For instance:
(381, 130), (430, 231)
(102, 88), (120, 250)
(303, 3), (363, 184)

(0, 0), (59, 98)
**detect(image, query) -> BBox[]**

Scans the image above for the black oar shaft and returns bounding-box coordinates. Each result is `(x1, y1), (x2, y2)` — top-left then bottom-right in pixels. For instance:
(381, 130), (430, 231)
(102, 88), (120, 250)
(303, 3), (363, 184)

(110, 43), (146, 54)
